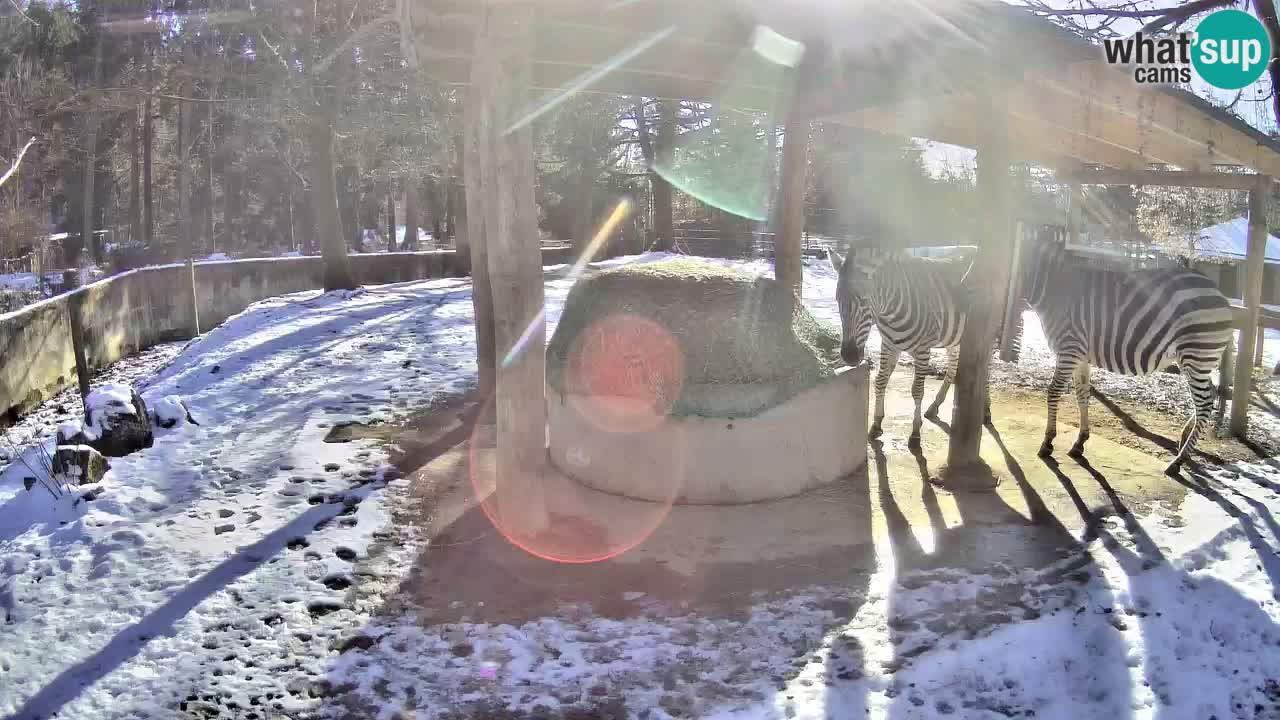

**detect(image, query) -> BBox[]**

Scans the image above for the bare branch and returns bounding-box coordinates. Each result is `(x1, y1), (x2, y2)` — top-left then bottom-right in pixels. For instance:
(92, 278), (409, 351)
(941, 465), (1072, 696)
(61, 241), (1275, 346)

(313, 11), (397, 76)
(1141, 0), (1238, 33)
(5, 0), (37, 25)
(0, 136), (36, 190)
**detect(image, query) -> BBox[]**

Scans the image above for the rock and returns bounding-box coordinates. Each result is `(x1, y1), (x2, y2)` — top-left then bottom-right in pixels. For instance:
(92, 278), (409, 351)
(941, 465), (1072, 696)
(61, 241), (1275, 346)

(150, 395), (198, 429)
(52, 445), (111, 485)
(83, 384), (154, 458)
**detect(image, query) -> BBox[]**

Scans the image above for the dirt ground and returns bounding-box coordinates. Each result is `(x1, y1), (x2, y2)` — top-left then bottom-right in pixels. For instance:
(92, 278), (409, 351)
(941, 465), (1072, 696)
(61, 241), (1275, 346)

(312, 370), (1280, 718)
(337, 366), (1265, 629)
(991, 377), (1279, 466)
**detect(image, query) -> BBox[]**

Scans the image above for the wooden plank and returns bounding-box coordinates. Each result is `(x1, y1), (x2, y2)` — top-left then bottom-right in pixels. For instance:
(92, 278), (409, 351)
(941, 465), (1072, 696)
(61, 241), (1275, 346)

(1230, 179), (1270, 436)
(1061, 169), (1270, 191)
(1063, 61), (1280, 177)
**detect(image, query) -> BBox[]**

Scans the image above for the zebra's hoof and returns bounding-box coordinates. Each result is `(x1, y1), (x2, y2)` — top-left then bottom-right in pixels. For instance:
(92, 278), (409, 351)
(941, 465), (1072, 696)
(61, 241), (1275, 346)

(924, 406), (940, 420)
(868, 424), (884, 440)
(1038, 442), (1053, 458)
(1067, 444), (1085, 459)
(1164, 462), (1183, 477)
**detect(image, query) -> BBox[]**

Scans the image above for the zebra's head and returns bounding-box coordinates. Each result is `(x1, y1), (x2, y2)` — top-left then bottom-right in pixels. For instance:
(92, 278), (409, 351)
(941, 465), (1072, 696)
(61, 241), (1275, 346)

(1020, 228), (1069, 308)
(828, 247), (880, 367)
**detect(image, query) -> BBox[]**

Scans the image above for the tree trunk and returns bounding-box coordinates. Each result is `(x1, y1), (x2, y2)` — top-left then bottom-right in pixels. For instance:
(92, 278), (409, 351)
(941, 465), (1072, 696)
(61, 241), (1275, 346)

(653, 100), (677, 251)
(775, 117), (810, 301)
(205, 89), (215, 252)
(1255, 0), (1280, 125)
(385, 181), (395, 251)
(143, 64), (154, 247)
(177, 99), (192, 258)
(80, 116), (99, 267)
(308, 110), (355, 290)
(472, 2), (547, 536)
(403, 181), (419, 251)
(128, 102), (141, 246)
(453, 132), (470, 265)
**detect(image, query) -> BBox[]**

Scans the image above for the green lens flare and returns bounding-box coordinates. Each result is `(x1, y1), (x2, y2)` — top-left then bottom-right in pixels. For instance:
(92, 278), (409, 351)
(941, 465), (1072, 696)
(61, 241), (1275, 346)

(653, 25), (805, 222)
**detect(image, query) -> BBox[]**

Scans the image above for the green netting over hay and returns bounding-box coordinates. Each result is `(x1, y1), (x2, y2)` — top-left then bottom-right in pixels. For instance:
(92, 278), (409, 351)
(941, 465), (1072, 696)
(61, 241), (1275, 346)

(546, 258), (841, 418)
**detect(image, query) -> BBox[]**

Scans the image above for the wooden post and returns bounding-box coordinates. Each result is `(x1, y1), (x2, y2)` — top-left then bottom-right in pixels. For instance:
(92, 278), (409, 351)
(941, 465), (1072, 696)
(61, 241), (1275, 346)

(998, 222), (1024, 362)
(472, 1), (548, 536)
(775, 113), (809, 302)
(1067, 183), (1082, 247)
(947, 88), (1012, 472)
(188, 257), (201, 336)
(1256, 318), (1266, 367)
(1230, 179), (1270, 436)
(464, 49), (495, 398)
(66, 288), (92, 400)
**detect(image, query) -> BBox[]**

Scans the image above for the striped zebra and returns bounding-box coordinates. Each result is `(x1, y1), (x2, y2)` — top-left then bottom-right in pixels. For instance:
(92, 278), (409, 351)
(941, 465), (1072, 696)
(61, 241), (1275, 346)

(829, 248), (1000, 446)
(1019, 232), (1233, 476)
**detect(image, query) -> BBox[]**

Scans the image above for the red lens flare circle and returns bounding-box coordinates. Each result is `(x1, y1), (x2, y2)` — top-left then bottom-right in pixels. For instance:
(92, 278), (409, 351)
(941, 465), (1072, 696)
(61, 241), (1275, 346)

(566, 313), (685, 434)
(469, 314), (686, 564)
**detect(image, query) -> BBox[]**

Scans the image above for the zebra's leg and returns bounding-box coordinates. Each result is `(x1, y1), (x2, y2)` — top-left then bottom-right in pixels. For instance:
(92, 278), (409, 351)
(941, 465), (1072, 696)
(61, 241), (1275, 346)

(1167, 365), (1217, 476)
(1039, 355), (1077, 458)
(869, 346), (899, 440)
(909, 349), (930, 447)
(925, 347), (957, 419)
(1067, 361), (1091, 458)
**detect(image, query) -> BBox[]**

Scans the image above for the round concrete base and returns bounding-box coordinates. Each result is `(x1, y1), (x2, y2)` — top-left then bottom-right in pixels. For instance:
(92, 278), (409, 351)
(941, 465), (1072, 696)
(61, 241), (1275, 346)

(548, 364), (870, 505)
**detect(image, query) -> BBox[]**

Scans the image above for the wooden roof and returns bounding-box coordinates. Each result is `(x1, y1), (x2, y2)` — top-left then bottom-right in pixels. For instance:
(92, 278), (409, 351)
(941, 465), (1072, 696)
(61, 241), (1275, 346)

(407, 0), (1280, 177)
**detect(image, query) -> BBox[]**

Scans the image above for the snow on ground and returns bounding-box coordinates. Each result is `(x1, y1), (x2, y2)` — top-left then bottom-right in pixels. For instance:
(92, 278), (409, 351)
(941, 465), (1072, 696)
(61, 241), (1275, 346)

(0, 251), (1279, 720)
(329, 461), (1280, 720)
(0, 276), (483, 719)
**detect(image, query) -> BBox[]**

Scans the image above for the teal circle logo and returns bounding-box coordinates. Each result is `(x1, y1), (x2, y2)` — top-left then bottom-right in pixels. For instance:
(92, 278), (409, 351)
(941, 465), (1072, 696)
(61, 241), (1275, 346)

(1192, 10), (1271, 90)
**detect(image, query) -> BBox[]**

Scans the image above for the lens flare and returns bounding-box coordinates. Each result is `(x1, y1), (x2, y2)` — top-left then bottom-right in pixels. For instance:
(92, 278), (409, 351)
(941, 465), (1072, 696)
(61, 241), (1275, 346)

(468, 391), (678, 564)
(652, 25), (804, 222)
(501, 199), (633, 369)
(566, 313), (685, 434)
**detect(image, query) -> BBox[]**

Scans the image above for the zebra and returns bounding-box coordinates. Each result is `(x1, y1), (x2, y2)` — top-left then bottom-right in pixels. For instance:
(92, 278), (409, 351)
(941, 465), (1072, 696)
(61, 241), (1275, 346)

(1018, 231), (1233, 476)
(829, 247), (1001, 446)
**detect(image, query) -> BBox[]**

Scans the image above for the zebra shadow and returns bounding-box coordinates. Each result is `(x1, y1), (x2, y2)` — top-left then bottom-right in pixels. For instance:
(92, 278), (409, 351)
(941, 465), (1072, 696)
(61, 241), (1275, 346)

(1088, 388), (1233, 466)
(868, 438), (1126, 716)
(1042, 455), (1280, 716)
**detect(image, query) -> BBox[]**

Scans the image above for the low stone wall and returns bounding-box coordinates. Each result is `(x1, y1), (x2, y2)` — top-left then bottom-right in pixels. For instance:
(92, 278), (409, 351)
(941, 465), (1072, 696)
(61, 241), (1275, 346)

(1, 249), (573, 424)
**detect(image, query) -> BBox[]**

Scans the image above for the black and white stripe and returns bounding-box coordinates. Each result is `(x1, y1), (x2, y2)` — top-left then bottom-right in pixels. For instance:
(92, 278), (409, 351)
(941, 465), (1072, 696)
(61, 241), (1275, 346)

(830, 248), (996, 445)
(1020, 233), (1233, 475)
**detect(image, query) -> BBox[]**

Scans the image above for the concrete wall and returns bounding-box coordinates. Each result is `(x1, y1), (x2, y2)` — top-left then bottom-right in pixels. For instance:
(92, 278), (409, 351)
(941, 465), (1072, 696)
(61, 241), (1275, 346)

(1, 249), (574, 424)
(548, 365), (870, 505)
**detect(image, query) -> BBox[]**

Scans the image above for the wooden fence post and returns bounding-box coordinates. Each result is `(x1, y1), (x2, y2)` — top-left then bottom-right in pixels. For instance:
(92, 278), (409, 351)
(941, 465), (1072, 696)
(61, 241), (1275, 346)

(188, 257), (201, 336)
(66, 289), (92, 400)
(1230, 177), (1270, 436)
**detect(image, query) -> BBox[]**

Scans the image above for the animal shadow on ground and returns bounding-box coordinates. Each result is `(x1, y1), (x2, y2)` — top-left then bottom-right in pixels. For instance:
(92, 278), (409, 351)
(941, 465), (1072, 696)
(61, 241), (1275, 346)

(870, 433), (1131, 718)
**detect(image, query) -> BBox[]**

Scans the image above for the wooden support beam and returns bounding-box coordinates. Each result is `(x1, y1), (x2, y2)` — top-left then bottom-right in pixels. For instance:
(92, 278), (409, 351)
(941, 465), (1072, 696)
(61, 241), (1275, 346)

(774, 113), (810, 301)
(1061, 168), (1270, 191)
(472, 1), (548, 536)
(947, 87), (1013, 474)
(1230, 178), (1270, 436)
(998, 222), (1024, 362)
(1067, 183), (1083, 246)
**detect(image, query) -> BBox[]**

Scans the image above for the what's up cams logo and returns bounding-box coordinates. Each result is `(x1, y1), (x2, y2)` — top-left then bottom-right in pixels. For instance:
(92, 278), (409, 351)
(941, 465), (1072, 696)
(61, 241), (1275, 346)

(1102, 9), (1271, 90)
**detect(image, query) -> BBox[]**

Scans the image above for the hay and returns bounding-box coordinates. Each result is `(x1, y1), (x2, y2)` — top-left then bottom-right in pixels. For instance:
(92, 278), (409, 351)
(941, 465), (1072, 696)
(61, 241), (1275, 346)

(547, 258), (841, 418)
